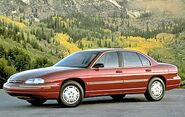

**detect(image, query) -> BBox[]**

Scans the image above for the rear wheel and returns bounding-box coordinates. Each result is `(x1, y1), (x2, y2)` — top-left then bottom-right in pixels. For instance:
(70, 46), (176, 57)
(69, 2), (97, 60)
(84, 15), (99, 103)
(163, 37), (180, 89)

(111, 94), (126, 100)
(57, 80), (84, 107)
(27, 99), (46, 106)
(145, 77), (165, 101)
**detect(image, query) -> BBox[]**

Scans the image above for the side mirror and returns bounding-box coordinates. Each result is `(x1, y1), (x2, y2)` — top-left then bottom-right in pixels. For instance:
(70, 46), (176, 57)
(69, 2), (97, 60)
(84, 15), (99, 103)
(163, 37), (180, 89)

(93, 63), (104, 68)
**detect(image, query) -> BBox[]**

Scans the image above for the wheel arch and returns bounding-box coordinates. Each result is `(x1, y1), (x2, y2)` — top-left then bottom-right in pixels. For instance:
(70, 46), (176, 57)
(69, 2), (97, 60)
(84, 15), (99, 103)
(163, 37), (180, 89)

(61, 78), (86, 96)
(149, 75), (166, 87)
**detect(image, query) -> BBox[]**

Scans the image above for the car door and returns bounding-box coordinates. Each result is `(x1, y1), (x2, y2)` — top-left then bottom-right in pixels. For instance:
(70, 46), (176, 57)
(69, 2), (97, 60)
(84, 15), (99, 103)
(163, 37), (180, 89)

(85, 51), (124, 97)
(119, 51), (153, 94)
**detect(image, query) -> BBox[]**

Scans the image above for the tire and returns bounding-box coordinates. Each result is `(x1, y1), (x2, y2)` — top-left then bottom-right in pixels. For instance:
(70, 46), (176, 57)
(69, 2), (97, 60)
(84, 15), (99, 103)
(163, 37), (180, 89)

(144, 77), (165, 101)
(27, 99), (47, 106)
(111, 94), (126, 100)
(57, 80), (84, 107)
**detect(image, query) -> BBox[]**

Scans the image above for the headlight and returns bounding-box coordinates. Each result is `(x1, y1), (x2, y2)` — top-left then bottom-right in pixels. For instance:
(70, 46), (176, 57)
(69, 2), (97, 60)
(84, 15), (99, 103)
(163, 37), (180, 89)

(25, 78), (45, 85)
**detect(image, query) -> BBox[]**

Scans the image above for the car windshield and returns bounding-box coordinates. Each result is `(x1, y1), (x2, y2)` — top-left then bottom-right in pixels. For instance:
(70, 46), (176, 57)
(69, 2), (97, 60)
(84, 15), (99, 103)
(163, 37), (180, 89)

(54, 51), (99, 68)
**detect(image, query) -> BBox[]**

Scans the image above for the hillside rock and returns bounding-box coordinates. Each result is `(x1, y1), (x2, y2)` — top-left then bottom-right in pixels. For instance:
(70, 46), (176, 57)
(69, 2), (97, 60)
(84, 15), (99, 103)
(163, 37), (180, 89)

(0, 0), (128, 19)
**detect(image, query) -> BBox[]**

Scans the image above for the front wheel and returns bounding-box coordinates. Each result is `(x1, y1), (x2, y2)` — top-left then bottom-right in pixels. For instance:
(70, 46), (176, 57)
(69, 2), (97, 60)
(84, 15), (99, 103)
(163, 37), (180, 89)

(145, 77), (165, 101)
(27, 99), (47, 106)
(57, 80), (84, 107)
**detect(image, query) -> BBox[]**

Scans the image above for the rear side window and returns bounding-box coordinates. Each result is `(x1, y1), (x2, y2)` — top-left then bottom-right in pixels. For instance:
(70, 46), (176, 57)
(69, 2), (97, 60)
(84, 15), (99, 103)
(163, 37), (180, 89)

(121, 52), (142, 67)
(96, 52), (119, 68)
(138, 54), (151, 66)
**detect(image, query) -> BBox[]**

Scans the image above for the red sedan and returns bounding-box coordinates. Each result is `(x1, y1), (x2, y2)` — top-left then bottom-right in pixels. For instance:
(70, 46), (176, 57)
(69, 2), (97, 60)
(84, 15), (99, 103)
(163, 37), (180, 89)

(3, 48), (181, 107)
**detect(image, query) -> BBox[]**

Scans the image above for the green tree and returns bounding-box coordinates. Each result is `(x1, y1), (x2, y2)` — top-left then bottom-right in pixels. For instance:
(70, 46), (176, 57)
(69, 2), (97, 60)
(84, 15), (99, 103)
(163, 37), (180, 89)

(0, 58), (16, 88)
(33, 57), (53, 68)
(0, 45), (5, 58)
(7, 48), (31, 71)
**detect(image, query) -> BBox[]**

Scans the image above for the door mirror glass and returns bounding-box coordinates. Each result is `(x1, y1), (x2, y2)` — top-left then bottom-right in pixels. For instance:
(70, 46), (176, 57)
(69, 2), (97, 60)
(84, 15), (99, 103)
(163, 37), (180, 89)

(93, 63), (104, 68)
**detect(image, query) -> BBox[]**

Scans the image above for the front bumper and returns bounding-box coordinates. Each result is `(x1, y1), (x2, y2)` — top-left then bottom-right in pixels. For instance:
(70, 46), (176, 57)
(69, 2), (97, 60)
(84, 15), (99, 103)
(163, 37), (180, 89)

(3, 82), (60, 99)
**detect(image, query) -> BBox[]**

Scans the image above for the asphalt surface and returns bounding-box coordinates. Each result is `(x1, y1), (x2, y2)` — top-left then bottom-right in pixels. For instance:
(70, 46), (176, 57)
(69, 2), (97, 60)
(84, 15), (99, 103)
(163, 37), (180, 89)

(0, 89), (184, 117)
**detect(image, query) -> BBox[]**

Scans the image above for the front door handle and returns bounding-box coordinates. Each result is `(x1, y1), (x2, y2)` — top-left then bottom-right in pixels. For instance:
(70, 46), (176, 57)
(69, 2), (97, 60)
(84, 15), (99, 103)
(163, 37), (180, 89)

(116, 70), (122, 73)
(145, 69), (152, 72)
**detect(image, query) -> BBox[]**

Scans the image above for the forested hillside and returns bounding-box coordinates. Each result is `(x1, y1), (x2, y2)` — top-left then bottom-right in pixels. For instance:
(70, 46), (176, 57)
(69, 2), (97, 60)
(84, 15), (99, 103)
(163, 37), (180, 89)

(0, 0), (185, 88)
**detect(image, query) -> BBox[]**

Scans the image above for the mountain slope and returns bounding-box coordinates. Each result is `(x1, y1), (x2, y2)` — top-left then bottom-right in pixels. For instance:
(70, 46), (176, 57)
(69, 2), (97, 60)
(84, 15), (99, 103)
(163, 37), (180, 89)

(0, 0), (128, 19)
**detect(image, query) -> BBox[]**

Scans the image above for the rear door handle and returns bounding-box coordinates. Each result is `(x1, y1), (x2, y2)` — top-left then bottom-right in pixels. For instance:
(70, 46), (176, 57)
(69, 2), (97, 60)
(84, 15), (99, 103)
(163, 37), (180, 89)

(145, 69), (152, 72)
(116, 70), (122, 73)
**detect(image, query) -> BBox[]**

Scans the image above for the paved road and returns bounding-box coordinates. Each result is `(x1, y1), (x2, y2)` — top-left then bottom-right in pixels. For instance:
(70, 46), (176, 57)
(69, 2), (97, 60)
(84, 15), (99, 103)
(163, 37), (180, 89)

(0, 89), (184, 117)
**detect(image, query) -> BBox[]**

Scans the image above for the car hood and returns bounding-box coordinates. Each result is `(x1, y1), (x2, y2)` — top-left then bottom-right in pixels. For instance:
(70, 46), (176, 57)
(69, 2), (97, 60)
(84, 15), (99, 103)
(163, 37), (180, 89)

(8, 66), (80, 82)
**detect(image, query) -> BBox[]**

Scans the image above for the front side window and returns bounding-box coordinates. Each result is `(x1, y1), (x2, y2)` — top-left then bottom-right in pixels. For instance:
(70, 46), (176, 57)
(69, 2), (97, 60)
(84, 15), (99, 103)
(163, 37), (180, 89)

(96, 52), (119, 68)
(121, 52), (142, 67)
(54, 51), (99, 68)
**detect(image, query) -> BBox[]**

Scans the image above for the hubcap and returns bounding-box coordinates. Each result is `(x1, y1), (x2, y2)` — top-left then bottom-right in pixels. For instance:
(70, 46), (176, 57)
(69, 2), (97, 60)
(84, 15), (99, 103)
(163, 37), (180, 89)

(151, 81), (163, 98)
(62, 85), (80, 104)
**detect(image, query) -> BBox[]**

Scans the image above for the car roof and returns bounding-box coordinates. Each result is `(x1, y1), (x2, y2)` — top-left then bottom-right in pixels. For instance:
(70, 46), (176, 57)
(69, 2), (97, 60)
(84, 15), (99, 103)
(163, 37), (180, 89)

(82, 48), (139, 53)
